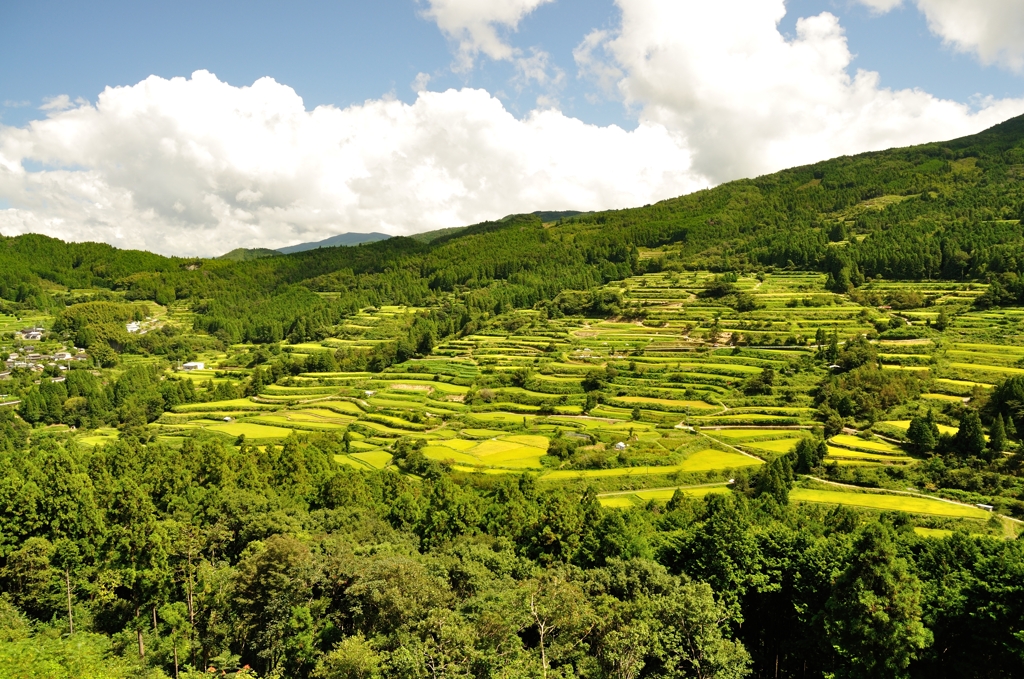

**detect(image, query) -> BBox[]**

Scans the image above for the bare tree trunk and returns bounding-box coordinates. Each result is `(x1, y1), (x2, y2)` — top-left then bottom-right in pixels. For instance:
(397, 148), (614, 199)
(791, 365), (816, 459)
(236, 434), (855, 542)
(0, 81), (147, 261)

(136, 606), (145, 659)
(187, 541), (197, 669)
(173, 640), (179, 679)
(153, 605), (158, 632)
(64, 567), (74, 635)
(530, 593), (548, 679)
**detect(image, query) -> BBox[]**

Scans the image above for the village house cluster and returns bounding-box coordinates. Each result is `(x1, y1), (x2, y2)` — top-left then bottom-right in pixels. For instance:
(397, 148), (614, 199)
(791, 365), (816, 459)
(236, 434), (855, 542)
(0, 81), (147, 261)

(1, 327), (89, 380)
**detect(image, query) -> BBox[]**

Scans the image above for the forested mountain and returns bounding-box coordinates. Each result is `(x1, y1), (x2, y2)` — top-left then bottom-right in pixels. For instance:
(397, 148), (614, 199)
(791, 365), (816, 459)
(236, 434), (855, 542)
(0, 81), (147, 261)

(4, 115), (1024, 679)
(218, 248), (281, 262)
(5, 113), (1024, 340)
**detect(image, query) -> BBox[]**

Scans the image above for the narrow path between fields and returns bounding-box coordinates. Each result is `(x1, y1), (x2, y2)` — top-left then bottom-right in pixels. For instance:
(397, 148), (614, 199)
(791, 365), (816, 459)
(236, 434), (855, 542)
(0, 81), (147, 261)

(696, 430), (766, 462)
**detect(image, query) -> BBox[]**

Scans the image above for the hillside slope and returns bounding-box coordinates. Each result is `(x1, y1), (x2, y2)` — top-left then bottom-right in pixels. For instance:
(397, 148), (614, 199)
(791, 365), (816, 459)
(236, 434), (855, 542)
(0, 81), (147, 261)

(3, 112), (1024, 338)
(217, 247), (280, 261)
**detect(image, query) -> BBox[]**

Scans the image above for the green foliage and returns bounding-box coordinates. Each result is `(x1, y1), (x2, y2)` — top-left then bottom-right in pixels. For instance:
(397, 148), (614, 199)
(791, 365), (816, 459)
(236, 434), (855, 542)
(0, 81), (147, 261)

(907, 412), (939, 455)
(989, 413), (1007, 453)
(793, 437), (828, 473)
(952, 410), (987, 459)
(753, 454), (792, 504)
(824, 523), (931, 679)
(7, 109), (1024, 679)
(742, 367), (774, 396)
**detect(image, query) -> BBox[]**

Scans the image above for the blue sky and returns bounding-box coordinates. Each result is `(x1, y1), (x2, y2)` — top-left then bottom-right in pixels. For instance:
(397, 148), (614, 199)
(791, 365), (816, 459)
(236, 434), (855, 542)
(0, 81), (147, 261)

(3, 0), (1020, 130)
(2, 0), (1024, 255)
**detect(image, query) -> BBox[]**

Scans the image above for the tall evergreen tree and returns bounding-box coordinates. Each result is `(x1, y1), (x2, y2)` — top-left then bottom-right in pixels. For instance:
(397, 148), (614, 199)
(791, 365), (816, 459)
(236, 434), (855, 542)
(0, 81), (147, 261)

(989, 413), (1007, 457)
(953, 410), (986, 458)
(824, 523), (931, 679)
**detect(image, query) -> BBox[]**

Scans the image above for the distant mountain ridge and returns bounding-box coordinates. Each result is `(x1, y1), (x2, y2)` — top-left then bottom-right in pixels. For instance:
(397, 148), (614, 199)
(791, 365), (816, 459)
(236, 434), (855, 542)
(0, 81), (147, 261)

(216, 232), (391, 260)
(276, 231), (391, 254)
(218, 214), (586, 258)
(218, 248), (280, 262)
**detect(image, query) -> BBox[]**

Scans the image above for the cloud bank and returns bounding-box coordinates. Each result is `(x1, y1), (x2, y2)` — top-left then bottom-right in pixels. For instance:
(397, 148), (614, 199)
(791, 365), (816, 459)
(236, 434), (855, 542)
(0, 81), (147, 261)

(0, 71), (697, 256)
(580, 0), (1024, 184)
(1, 0), (1023, 257)
(857, 0), (1024, 71)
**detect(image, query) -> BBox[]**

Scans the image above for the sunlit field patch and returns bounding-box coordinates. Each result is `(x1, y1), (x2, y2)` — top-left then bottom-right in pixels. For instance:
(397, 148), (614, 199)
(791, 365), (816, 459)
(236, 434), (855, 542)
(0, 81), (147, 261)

(699, 428), (804, 440)
(349, 451), (393, 469)
(829, 434), (903, 454)
(206, 422), (294, 439)
(174, 398), (278, 412)
(598, 484), (731, 507)
(612, 396), (719, 410)
(742, 438), (806, 453)
(791, 488), (990, 518)
(825, 446), (914, 463)
(882, 420), (958, 436)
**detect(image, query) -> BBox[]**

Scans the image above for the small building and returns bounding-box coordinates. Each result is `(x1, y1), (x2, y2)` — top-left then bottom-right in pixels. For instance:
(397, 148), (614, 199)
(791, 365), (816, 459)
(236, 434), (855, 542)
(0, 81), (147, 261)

(126, 322), (141, 333)
(0, 373), (10, 380)
(51, 376), (66, 383)
(181, 361), (205, 371)
(614, 442), (627, 451)
(976, 504), (994, 512)
(22, 331), (42, 341)
(223, 416), (233, 422)
(54, 352), (73, 360)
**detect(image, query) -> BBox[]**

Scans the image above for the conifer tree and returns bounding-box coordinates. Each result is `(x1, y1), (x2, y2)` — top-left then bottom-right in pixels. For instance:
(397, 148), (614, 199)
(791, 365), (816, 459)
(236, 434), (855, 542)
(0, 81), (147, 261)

(988, 413), (1007, 456)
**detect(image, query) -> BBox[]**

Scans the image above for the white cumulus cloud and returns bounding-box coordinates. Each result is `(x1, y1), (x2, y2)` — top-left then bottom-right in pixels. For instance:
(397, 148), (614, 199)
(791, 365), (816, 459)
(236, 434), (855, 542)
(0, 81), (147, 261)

(855, 0), (1024, 71)
(421, 0), (554, 69)
(579, 0), (1024, 183)
(3, 0), (1024, 257)
(0, 71), (700, 257)
(856, 0), (905, 14)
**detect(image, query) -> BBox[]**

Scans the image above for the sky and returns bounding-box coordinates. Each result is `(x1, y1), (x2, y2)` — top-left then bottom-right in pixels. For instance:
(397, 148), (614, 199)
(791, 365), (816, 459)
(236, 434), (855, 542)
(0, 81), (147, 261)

(2, 0), (1024, 257)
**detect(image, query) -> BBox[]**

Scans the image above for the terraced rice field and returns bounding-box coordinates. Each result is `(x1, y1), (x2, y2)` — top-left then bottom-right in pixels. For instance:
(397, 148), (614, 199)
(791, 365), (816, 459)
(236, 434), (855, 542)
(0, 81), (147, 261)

(598, 484), (732, 508)
(206, 422), (296, 439)
(425, 434), (549, 469)
(143, 269), (1024, 500)
(791, 488), (990, 518)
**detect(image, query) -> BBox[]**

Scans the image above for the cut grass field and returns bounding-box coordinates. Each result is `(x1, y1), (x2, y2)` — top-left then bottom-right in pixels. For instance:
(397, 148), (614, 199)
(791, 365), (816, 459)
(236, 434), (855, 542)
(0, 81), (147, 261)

(76, 428), (120, 448)
(742, 438), (806, 453)
(790, 488), (990, 518)
(882, 420), (959, 436)
(540, 448), (762, 481)
(206, 422), (295, 439)
(250, 414), (351, 430)
(825, 446), (914, 463)
(175, 398), (278, 412)
(947, 362), (1024, 375)
(349, 451), (393, 469)
(829, 434), (904, 454)
(613, 396), (719, 410)
(425, 434), (549, 469)
(700, 428), (805, 440)
(598, 484), (731, 508)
